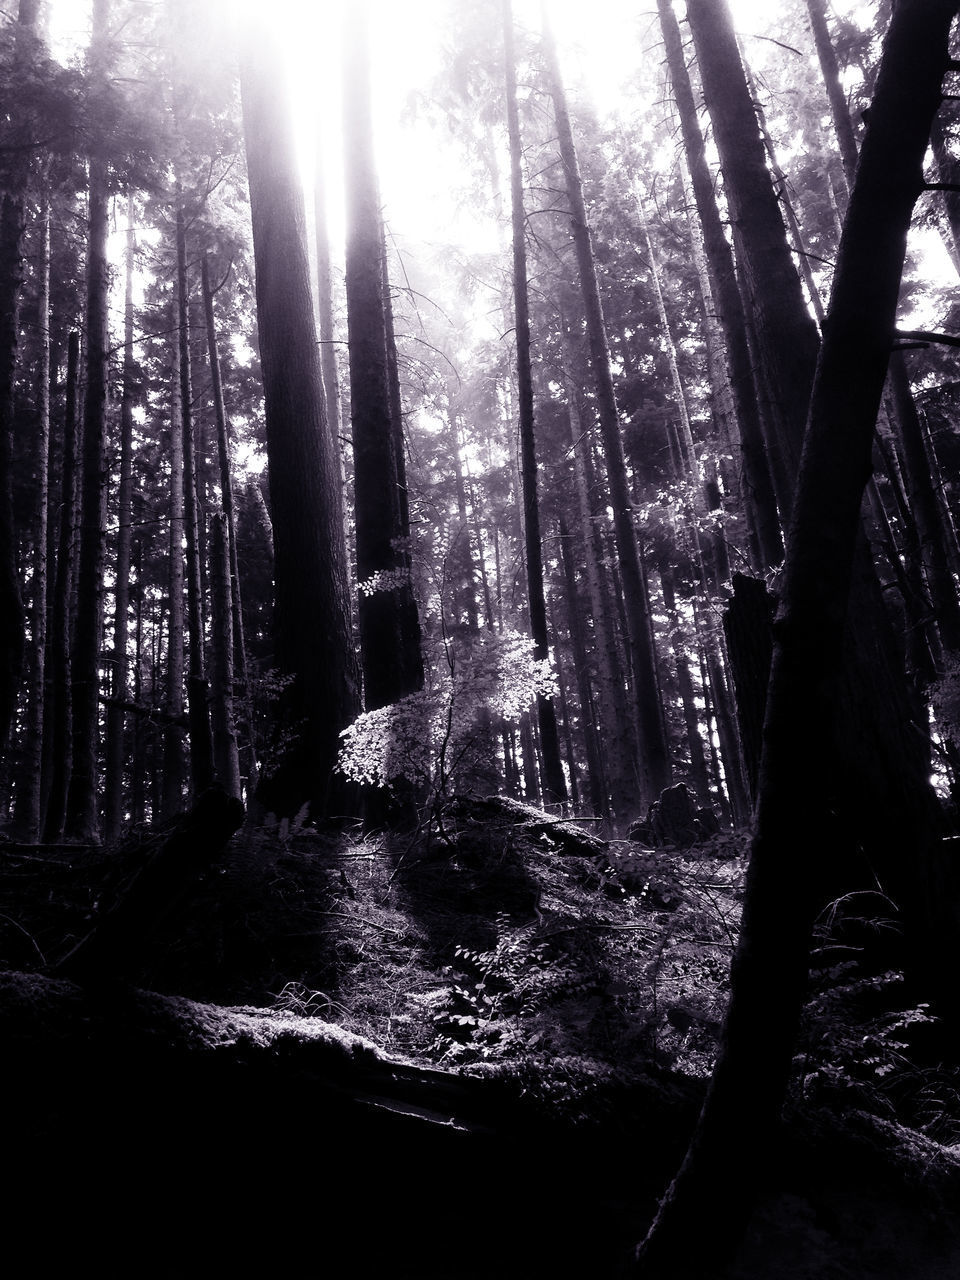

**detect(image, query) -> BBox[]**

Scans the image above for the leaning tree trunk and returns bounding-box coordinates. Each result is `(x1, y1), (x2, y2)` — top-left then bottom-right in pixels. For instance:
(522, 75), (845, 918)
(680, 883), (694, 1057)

(504, 0), (567, 808)
(240, 20), (360, 819)
(543, 16), (668, 809)
(636, 7), (960, 1274)
(685, 0), (821, 519)
(657, 0), (782, 571)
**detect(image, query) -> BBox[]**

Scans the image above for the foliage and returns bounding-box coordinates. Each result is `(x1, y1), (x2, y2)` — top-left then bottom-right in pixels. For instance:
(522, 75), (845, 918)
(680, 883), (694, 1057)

(797, 967), (960, 1145)
(336, 629), (557, 793)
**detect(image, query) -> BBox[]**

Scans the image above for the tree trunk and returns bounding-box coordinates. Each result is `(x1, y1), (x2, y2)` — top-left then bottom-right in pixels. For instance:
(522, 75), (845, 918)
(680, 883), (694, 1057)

(558, 517), (609, 821)
(175, 201), (214, 797)
(0, 0), (40, 757)
(240, 20), (361, 818)
(11, 189), (50, 842)
(65, 0), (111, 842)
(42, 331), (79, 842)
(162, 320), (187, 820)
(805, 0), (860, 186)
(343, 4), (424, 718)
(381, 221), (425, 694)
(200, 251), (256, 798)
(209, 512), (241, 799)
(657, 0), (782, 570)
(636, 7), (960, 1272)
(543, 17), (669, 807)
(103, 212), (136, 843)
(685, 0), (821, 516)
(504, 0), (567, 809)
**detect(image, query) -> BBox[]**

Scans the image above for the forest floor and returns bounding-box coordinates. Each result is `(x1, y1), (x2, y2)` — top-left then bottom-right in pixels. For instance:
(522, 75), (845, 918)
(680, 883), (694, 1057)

(2, 795), (959, 1278)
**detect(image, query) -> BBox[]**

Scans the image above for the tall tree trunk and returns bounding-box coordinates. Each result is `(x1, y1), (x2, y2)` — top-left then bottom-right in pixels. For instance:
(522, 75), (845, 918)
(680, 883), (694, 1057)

(42, 331), (79, 842)
(504, 0), (567, 808)
(637, 8), (960, 1271)
(805, 0), (860, 186)
(0, 0), (40, 757)
(65, 0), (111, 842)
(381, 221), (425, 693)
(12, 188), (50, 841)
(162, 323), (187, 820)
(560, 323), (637, 820)
(200, 252), (255, 799)
(175, 200), (214, 797)
(543, 17), (668, 807)
(685, 0), (821, 515)
(103, 213), (136, 843)
(558, 518), (608, 820)
(343, 5), (424, 720)
(209, 512), (241, 799)
(657, 0), (782, 570)
(313, 136), (345, 479)
(240, 20), (360, 818)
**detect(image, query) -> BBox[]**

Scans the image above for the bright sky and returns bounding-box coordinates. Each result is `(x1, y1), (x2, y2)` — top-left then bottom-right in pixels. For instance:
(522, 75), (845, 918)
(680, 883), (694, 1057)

(44, 0), (853, 256)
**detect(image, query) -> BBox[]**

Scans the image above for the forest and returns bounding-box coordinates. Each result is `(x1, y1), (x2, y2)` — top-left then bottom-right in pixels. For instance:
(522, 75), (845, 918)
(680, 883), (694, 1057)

(3, 0), (960, 1275)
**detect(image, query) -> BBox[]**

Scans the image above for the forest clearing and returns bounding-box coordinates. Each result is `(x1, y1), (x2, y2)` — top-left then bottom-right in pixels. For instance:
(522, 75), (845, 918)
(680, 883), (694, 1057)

(3, 0), (960, 1275)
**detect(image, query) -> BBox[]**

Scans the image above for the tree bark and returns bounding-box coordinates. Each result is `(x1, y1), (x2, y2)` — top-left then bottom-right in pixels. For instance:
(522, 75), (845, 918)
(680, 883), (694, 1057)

(343, 4), (424, 722)
(103, 212), (136, 843)
(200, 251), (255, 798)
(175, 200), (214, 797)
(0, 0), (40, 757)
(543, 16), (669, 808)
(64, 0), (111, 842)
(240, 20), (361, 819)
(657, 0), (782, 570)
(162, 314), (187, 821)
(504, 0), (567, 809)
(41, 331), (79, 843)
(685, 0), (821, 518)
(12, 189), (50, 842)
(636, 6), (960, 1272)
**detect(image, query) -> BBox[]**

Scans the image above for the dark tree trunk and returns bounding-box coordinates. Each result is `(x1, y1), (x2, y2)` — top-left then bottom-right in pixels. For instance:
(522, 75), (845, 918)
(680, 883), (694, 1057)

(65, 0), (112, 842)
(12, 190), (50, 842)
(42, 331), (79, 842)
(504, 0), (567, 809)
(805, 0), (860, 186)
(657, 0), (781, 570)
(343, 5), (423, 719)
(636, 7), (960, 1272)
(240, 21), (360, 819)
(685, 0), (821, 516)
(103, 214), (136, 843)
(208, 512), (241, 800)
(0, 0), (40, 757)
(162, 321), (187, 820)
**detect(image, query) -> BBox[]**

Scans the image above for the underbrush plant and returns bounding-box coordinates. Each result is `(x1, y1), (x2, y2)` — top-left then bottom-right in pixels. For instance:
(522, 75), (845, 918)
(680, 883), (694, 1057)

(336, 629), (556, 815)
(427, 913), (602, 1063)
(798, 964), (959, 1144)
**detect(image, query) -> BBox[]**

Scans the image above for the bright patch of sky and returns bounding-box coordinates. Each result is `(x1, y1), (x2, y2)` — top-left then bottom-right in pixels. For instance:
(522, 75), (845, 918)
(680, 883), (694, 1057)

(44, 0), (956, 317)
